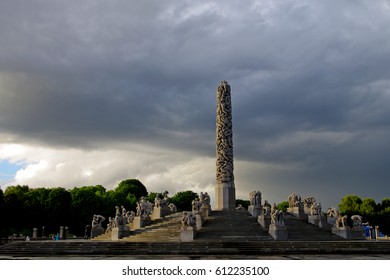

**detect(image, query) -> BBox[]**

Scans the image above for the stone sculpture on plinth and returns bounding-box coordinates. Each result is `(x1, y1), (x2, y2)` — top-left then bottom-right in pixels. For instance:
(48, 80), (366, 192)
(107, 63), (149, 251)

(110, 206), (131, 240)
(248, 191), (263, 217)
(326, 207), (339, 225)
(307, 202), (328, 228)
(303, 196), (316, 215)
(180, 212), (197, 242)
(133, 197), (152, 230)
(199, 192), (211, 217)
(151, 191), (171, 220)
(350, 215), (366, 240)
(332, 214), (351, 239)
(268, 210), (288, 240)
(258, 200), (272, 229)
(91, 214), (105, 238)
(215, 80), (236, 210)
(287, 193), (306, 219)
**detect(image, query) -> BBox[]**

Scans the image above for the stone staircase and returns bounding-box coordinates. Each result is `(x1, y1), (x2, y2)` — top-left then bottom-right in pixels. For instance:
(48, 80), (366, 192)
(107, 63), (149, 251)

(283, 213), (344, 241)
(1, 210), (389, 258)
(196, 210), (273, 241)
(93, 212), (182, 242)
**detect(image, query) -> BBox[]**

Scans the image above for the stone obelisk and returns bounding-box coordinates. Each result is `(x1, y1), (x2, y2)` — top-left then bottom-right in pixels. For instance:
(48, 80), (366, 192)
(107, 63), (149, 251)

(215, 80), (236, 210)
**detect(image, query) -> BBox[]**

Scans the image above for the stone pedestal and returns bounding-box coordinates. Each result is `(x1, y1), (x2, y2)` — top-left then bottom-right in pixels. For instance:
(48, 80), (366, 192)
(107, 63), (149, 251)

(32, 228), (38, 239)
(133, 216), (151, 230)
(351, 227), (366, 240)
(248, 205), (262, 218)
(308, 215), (328, 228)
(59, 226), (64, 239)
(151, 206), (170, 221)
(327, 216), (337, 226)
(180, 226), (196, 242)
(304, 206), (314, 216)
(215, 182), (236, 211)
(258, 215), (271, 230)
(64, 227), (69, 240)
(332, 227), (351, 239)
(268, 224), (288, 240)
(111, 226), (122, 240)
(195, 213), (205, 230)
(288, 206), (307, 220)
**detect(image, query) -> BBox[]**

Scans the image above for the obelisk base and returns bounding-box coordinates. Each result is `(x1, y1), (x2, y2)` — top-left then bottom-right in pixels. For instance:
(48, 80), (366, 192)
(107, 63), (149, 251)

(215, 182), (236, 211)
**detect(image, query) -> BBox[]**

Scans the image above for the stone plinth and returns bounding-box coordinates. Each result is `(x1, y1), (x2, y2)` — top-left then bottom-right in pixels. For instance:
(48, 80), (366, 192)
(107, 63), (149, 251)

(133, 216), (152, 230)
(351, 227), (366, 240)
(180, 226), (196, 242)
(110, 225), (130, 240)
(332, 227), (351, 239)
(111, 226), (124, 240)
(327, 216), (337, 226)
(201, 204), (211, 218)
(248, 205), (262, 218)
(258, 215), (271, 230)
(151, 206), (170, 221)
(215, 182), (236, 211)
(32, 228), (38, 239)
(288, 206), (307, 220)
(304, 206), (313, 215)
(195, 213), (205, 230)
(308, 215), (329, 228)
(268, 224), (288, 240)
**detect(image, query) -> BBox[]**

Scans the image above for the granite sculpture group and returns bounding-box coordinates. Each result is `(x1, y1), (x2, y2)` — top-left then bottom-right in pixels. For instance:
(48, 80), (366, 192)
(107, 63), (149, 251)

(87, 81), (366, 242)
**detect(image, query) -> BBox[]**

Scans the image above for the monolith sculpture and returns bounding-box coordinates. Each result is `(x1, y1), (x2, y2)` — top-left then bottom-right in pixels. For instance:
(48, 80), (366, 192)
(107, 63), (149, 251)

(215, 80), (236, 210)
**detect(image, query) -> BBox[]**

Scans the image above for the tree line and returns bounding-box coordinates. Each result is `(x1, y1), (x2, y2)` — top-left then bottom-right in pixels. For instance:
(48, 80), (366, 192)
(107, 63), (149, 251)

(1, 181), (389, 238)
(0, 179), (198, 238)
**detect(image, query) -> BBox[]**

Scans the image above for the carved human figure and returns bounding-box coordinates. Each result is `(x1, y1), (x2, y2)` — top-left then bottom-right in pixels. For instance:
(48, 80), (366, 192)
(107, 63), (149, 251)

(351, 215), (363, 227)
(271, 210), (285, 226)
(204, 192), (211, 205)
(255, 191), (262, 207)
(327, 207), (339, 218)
(106, 217), (114, 233)
(249, 191), (255, 206)
(181, 212), (195, 228)
(263, 200), (271, 216)
(168, 203), (177, 213)
(114, 206), (123, 226)
(304, 197), (316, 208)
(92, 214), (105, 228)
(334, 215), (348, 228)
(288, 193), (302, 208)
(271, 203), (277, 215)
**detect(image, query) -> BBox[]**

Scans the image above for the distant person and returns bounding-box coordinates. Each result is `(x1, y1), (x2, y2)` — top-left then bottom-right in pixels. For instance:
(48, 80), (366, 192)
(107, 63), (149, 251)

(84, 224), (91, 239)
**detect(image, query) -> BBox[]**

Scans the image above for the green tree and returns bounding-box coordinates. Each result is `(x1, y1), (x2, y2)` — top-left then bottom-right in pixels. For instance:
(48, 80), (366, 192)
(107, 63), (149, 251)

(3, 185), (30, 231)
(0, 186), (4, 206)
(359, 198), (376, 216)
(116, 179), (147, 199)
(69, 185), (107, 236)
(380, 198), (390, 211)
(147, 192), (158, 203)
(46, 188), (72, 229)
(277, 201), (289, 212)
(170, 190), (198, 211)
(338, 194), (362, 216)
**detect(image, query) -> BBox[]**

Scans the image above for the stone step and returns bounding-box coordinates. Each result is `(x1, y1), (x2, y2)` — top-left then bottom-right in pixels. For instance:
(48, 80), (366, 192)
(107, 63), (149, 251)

(2, 240), (390, 256)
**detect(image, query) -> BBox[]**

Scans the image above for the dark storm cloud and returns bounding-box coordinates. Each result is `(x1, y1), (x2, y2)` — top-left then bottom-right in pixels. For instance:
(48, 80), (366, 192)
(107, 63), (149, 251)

(1, 0), (390, 203)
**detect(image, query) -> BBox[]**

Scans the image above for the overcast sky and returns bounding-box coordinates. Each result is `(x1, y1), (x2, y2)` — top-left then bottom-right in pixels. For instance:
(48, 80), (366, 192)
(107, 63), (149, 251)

(1, 0), (390, 209)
